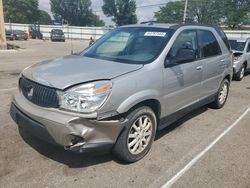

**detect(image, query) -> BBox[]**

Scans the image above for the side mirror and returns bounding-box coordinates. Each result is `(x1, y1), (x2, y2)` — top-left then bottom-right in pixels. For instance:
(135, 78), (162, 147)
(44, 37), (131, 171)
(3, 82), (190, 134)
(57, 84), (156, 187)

(165, 48), (196, 68)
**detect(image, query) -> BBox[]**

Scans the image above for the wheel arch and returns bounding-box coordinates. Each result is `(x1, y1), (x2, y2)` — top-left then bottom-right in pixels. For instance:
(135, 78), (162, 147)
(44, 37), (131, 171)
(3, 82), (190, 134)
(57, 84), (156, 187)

(243, 61), (247, 68)
(118, 98), (162, 120)
(127, 99), (161, 119)
(224, 74), (231, 83)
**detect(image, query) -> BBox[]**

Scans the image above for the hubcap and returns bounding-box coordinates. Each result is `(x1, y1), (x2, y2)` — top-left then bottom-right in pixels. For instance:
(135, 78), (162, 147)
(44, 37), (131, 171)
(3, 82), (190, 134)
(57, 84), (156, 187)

(127, 115), (153, 155)
(219, 83), (228, 105)
(240, 67), (245, 79)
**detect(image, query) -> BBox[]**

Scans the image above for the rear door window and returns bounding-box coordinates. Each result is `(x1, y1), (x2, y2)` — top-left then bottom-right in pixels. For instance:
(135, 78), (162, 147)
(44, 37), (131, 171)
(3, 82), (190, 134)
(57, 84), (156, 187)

(199, 30), (222, 58)
(214, 27), (231, 51)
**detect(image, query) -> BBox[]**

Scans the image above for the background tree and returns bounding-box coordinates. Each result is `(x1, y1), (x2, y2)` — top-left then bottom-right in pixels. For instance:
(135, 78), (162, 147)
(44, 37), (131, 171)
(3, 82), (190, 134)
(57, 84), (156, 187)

(218, 0), (250, 29)
(154, 0), (250, 29)
(102, 0), (137, 26)
(3, 0), (40, 23)
(186, 0), (220, 24)
(38, 10), (52, 25)
(89, 14), (105, 27)
(154, 0), (219, 24)
(50, 0), (105, 26)
(155, 1), (184, 24)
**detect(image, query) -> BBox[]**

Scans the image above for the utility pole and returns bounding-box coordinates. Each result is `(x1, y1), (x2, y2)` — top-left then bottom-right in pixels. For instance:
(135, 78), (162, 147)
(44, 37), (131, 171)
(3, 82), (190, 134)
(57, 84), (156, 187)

(183, 0), (188, 23)
(0, 0), (7, 49)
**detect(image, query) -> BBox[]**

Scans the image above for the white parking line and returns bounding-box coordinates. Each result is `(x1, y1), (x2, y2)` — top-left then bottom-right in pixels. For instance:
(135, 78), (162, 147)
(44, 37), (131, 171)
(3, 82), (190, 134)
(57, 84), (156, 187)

(0, 87), (17, 92)
(161, 107), (250, 188)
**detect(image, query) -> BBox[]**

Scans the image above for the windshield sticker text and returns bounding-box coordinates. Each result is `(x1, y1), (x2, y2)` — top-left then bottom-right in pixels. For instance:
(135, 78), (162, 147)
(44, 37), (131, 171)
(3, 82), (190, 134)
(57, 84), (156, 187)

(144, 32), (166, 37)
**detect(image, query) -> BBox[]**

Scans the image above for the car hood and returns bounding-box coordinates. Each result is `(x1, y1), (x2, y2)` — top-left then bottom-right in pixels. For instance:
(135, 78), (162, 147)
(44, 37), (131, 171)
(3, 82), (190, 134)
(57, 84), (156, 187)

(22, 56), (143, 89)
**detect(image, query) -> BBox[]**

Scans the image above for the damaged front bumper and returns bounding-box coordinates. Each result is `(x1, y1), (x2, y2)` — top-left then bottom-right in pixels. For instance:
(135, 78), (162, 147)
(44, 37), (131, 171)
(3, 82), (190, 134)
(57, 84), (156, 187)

(10, 94), (126, 153)
(233, 61), (243, 74)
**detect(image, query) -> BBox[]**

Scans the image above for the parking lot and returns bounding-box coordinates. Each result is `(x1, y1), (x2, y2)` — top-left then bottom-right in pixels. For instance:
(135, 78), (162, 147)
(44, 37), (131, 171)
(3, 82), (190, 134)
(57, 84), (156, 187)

(0, 40), (250, 188)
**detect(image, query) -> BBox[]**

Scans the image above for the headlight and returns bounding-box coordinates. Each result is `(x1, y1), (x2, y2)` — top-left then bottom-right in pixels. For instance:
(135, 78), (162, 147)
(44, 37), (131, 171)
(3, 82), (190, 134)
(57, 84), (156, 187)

(58, 81), (112, 113)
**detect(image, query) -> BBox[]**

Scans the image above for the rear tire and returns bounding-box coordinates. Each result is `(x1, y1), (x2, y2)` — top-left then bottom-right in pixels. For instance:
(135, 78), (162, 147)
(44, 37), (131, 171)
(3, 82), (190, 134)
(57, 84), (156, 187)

(112, 106), (157, 163)
(210, 79), (229, 109)
(234, 65), (245, 81)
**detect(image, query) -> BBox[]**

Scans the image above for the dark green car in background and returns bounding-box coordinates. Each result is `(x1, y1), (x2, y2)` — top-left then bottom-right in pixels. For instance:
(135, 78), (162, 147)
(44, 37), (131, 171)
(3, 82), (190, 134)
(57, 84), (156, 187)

(50, 29), (65, 42)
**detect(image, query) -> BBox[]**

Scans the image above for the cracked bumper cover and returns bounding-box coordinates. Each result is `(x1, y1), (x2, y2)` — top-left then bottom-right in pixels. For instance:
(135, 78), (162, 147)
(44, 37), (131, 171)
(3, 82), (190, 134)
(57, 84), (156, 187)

(10, 94), (125, 153)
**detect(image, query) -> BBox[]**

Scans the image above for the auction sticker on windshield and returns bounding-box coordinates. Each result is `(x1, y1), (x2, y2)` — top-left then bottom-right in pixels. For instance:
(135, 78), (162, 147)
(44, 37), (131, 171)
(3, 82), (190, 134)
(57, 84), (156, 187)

(144, 32), (166, 37)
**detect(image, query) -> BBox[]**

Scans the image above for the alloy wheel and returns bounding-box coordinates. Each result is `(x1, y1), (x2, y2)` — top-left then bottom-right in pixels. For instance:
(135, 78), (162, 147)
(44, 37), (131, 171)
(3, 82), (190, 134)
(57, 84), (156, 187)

(240, 67), (245, 79)
(218, 82), (228, 105)
(127, 115), (153, 155)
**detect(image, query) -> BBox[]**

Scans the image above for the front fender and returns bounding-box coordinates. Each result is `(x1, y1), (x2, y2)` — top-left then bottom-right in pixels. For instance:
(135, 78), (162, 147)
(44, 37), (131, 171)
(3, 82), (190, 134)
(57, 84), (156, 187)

(117, 90), (161, 114)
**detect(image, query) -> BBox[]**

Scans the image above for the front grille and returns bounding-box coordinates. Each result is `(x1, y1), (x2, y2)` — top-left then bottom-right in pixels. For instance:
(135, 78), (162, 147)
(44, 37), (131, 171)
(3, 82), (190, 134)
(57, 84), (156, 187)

(19, 76), (59, 108)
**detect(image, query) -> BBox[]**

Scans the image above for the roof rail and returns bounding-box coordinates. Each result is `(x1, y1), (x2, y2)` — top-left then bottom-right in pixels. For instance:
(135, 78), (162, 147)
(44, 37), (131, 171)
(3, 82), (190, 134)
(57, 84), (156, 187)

(140, 21), (156, 25)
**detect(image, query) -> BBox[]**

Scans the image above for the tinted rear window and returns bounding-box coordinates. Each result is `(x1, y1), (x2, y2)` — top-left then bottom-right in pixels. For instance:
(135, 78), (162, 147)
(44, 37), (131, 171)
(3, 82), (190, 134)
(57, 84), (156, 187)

(199, 30), (222, 58)
(214, 27), (231, 51)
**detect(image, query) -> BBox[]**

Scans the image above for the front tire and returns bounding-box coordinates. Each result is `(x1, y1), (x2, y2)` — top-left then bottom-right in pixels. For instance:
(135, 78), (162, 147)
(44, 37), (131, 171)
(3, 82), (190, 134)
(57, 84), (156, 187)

(113, 106), (157, 163)
(234, 65), (245, 81)
(210, 79), (229, 109)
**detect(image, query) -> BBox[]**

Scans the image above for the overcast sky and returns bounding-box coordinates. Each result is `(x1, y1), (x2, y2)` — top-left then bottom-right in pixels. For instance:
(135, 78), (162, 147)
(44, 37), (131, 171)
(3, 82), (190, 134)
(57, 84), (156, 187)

(39, 0), (169, 25)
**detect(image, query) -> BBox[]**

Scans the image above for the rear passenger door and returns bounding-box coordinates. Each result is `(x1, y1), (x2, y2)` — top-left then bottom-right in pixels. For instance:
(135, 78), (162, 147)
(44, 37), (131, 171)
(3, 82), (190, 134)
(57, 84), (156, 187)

(198, 29), (225, 97)
(163, 30), (203, 115)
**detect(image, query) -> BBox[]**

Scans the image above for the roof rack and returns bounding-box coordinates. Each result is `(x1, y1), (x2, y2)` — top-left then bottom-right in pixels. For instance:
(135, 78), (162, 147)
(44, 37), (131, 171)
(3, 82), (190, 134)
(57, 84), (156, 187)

(169, 23), (221, 30)
(140, 21), (156, 25)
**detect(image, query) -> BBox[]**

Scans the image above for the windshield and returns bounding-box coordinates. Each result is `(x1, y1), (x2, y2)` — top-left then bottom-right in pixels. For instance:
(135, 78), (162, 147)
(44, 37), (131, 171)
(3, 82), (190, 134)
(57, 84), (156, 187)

(52, 30), (64, 35)
(83, 27), (174, 64)
(13, 30), (24, 34)
(229, 40), (246, 51)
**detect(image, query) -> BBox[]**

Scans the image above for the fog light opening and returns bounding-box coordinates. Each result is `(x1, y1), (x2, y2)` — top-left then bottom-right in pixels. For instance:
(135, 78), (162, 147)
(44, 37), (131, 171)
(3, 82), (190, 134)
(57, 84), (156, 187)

(64, 134), (85, 150)
(71, 135), (84, 145)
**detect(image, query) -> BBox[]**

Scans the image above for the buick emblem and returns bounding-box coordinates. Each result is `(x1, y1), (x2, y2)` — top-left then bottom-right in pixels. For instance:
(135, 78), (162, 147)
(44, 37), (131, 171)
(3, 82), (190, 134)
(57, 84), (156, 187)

(27, 87), (34, 100)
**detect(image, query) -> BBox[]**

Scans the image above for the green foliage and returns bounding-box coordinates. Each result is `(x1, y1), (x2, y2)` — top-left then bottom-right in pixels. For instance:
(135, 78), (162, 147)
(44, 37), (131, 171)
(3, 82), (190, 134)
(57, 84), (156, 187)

(89, 14), (105, 27)
(155, 1), (185, 24)
(38, 10), (52, 25)
(218, 0), (250, 29)
(3, 0), (40, 23)
(50, 0), (104, 26)
(155, 0), (250, 30)
(102, 0), (137, 26)
(186, 0), (220, 24)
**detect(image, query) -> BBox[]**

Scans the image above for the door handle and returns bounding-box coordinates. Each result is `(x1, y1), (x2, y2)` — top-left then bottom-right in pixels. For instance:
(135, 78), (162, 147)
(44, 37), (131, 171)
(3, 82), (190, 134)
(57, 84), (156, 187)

(196, 66), (203, 70)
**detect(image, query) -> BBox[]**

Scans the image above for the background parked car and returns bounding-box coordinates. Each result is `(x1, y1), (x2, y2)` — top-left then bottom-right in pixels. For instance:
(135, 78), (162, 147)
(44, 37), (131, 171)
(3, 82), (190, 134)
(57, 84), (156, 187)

(12, 30), (28, 40)
(229, 38), (250, 81)
(28, 23), (43, 40)
(50, 29), (65, 42)
(5, 29), (15, 40)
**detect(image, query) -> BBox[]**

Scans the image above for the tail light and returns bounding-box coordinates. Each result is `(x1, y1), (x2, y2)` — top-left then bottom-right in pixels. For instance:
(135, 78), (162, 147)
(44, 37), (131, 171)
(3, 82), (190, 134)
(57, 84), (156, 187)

(230, 50), (234, 61)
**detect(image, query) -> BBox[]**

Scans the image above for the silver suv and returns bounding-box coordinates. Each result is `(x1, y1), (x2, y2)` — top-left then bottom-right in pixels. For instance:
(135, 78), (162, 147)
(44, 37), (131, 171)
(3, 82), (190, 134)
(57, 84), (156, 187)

(10, 24), (233, 163)
(228, 38), (250, 81)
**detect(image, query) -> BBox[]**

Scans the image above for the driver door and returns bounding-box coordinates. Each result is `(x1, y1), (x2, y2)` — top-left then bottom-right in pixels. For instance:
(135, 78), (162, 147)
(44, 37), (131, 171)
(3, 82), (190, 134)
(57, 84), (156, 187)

(162, 30), (203, 116)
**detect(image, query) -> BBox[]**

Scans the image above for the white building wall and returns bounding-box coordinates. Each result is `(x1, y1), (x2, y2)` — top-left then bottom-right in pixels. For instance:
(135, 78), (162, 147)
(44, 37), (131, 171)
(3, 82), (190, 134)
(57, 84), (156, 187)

(4, 23), (250, 40)
(5, 23), (111, 40)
